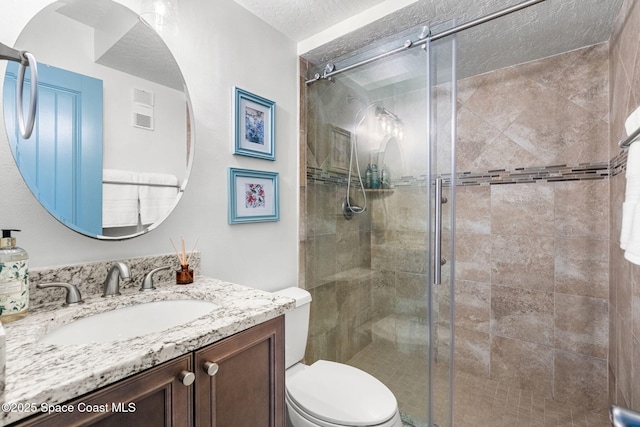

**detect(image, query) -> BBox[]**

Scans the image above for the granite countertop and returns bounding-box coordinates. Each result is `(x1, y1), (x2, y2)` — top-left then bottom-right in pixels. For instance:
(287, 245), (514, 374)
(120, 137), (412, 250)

(0, 277), (295, 426)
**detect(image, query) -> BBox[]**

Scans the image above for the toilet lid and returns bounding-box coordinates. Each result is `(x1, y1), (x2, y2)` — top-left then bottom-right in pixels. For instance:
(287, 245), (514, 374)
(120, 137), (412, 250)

(286, 360), (398, 426)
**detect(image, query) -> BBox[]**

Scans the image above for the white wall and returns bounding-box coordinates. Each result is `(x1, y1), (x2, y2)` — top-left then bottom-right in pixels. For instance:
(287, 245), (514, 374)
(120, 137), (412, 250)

(0, 0), (299, 292)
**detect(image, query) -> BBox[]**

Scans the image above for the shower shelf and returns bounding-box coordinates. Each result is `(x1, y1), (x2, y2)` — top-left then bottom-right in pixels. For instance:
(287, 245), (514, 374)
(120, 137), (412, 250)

(364, 188), (394, 192)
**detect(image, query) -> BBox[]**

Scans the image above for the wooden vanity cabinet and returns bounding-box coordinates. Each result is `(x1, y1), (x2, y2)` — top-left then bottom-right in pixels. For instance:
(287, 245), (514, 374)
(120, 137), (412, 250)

(195, 316), (285, 427)
(10, 316), (285, 427)
(14, 354), (193, 427)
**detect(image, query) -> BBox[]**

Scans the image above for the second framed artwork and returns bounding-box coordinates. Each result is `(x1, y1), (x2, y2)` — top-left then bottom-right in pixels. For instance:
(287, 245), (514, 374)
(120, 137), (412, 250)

(233, 87), (276, 160)
(228, 168), (279, 224)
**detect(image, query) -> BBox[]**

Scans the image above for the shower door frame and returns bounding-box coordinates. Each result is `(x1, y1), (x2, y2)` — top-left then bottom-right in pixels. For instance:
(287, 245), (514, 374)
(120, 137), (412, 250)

(425, 28), (457, 427)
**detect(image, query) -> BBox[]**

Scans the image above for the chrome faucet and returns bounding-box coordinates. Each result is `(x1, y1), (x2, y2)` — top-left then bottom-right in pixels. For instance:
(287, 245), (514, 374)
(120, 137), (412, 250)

(37, 282), (84, 306)
(102, 262), (131, 297)
(140, 266), (171, 292)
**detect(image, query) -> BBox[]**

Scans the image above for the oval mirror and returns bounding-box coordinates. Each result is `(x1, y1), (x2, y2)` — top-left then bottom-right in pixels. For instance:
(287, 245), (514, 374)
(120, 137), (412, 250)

(3, 0), (193, 240)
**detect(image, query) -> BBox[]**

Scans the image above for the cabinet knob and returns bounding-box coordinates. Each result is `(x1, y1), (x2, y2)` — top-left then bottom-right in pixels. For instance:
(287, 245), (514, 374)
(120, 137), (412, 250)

(203, 361), (219, 377)
(178, 370), (195, 386)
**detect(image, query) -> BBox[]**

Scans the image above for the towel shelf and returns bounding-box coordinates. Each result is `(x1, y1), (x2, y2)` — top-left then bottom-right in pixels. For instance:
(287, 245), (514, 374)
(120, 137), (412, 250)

(103, 180), (181, 189)
(619, 126), (640, 149)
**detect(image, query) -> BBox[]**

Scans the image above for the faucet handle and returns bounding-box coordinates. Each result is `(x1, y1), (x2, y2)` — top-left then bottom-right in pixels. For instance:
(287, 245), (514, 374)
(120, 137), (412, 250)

(141, 266), (171, 292)
(37, 282), (84, 306)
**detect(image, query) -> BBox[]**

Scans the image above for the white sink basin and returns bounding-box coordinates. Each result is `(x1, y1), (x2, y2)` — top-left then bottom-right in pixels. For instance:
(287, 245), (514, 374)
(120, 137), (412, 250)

(40, 299), (218, 345)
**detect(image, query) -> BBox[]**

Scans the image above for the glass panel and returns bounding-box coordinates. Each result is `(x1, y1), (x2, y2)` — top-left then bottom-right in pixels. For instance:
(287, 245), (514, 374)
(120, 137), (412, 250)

(302, 22), (456, 427)
(428, 28), (457, 427)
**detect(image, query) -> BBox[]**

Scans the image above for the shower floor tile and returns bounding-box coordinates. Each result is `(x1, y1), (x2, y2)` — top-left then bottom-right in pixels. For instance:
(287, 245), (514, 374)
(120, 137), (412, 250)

(345, 342), (611, 427)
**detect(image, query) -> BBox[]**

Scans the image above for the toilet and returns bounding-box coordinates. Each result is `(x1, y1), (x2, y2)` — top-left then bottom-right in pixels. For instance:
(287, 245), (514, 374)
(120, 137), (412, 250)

(274, 287), (402, 427)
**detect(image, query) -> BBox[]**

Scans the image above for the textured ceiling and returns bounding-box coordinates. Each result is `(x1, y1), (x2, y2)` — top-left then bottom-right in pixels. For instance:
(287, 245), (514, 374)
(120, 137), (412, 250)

(233, 0), (389, 41)
(235, 0), (624, 87)
(48, 0), (627, 92)
(55, 0), (184, 91)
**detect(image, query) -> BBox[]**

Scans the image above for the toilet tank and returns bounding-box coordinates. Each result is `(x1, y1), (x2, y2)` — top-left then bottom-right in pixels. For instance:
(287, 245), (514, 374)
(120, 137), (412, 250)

(273, 287), (312, 369)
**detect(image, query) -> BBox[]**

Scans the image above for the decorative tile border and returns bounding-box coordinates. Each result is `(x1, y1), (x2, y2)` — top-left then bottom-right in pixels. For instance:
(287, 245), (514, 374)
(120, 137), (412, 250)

(455, 161), (610, 186)
(308, 159), (618, 187)
(610, 150), (628, 178)
(307, 166), (354, 186)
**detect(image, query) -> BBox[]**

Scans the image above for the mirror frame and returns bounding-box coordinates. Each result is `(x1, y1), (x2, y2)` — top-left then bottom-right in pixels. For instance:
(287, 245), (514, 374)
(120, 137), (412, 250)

(3, 0), (195, 240)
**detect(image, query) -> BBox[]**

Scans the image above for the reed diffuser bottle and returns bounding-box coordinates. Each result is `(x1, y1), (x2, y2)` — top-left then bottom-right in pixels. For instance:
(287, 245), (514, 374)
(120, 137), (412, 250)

(171, 237), (197, 285)
(176, 263), (193, 285)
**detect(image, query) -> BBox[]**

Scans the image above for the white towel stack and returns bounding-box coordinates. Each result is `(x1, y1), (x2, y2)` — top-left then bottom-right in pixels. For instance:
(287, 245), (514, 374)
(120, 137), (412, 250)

(102, 169), (139, 228)
(620, 106), (640, 264)
(138, 172), (179, 225)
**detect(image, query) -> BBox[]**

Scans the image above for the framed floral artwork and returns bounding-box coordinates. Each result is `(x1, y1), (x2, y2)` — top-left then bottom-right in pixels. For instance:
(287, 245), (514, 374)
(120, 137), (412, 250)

(228, 168), (279, 224)
(233, 87), (276, 160)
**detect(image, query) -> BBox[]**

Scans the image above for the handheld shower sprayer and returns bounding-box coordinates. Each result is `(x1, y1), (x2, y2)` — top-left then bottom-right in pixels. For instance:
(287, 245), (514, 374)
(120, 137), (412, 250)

(342, 95), (381, 220)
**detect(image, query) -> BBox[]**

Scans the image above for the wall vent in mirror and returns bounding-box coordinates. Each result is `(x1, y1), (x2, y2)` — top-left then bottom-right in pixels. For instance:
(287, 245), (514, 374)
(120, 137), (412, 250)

(134, 112), (154, 130)
(133, 89), (155, 130)
(133, 88), (155, 130)
(3, 0), (194, 240)
(134, 88), (154, 106)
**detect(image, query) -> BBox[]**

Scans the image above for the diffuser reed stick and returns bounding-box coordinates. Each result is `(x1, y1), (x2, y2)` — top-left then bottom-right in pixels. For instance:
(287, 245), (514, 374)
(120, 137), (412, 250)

(169, 238), (184, 265)
(186, 237), (200, 266)
(170, 237), (198, 267)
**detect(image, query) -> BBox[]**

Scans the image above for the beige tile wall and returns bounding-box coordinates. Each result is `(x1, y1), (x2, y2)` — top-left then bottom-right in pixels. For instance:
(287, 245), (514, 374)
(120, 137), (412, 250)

(301, 31), (614, 412)
(453, 43), (611, 410)
(454, 181), (609, 409)
(609, 0), (640, 412)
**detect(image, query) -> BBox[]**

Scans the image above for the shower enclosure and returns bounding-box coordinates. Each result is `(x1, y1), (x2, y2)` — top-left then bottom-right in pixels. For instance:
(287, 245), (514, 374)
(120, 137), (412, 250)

(301, 22), (457, 427)
(301, 0), (616, 425)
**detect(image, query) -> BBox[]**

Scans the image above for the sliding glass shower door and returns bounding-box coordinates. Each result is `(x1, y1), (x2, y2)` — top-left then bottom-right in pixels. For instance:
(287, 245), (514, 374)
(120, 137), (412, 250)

(302, 24), (456, 427)
(426, 28), (457, 427)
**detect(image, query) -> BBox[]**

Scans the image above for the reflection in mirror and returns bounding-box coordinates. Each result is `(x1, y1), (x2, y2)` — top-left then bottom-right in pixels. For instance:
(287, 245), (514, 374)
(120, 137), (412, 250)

(377, 135), (404, 186)
(3, 0), (193, 239)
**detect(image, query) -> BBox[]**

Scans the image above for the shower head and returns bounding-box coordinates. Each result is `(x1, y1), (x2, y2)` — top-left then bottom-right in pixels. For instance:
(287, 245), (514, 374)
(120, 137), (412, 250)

(376, 107), (400, 121)
(376, 107), (404, 139)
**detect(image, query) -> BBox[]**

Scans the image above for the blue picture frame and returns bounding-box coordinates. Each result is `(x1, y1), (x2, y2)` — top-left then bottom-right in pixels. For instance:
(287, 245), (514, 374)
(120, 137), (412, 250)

(228, 168), (279, 224)
(233, 87), (276, 161)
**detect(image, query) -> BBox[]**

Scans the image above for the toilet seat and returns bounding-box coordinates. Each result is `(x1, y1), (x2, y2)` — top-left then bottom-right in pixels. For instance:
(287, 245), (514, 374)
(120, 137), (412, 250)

(286, 360), (399, 427)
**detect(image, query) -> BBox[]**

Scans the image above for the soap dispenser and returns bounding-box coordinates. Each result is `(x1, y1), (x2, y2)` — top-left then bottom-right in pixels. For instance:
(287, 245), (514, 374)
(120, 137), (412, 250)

(0, 229), (29, 322)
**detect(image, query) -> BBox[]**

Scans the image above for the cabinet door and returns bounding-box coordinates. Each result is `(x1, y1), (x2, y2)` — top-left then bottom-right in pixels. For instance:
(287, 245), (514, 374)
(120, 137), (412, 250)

(195, 316), (285, 427)
(13, 354), (193, 427)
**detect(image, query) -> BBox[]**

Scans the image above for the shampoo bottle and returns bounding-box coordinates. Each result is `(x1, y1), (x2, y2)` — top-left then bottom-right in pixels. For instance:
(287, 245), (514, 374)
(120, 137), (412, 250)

(365, 164), (372, 189)
(0, 229), (29, 322)
(371, 164), (380, 189)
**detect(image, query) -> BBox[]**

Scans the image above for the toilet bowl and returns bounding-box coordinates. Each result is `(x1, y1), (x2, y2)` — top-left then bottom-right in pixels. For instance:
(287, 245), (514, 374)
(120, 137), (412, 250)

(274, 287), (402, 427)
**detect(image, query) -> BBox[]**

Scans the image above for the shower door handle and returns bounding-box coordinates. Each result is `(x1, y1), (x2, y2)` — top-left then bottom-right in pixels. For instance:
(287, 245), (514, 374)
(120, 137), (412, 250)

(434, 178), (446, 285)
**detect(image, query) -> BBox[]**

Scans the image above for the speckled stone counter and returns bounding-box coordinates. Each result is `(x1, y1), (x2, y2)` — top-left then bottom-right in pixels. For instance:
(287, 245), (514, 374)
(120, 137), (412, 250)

(0, 276), (295, 425)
